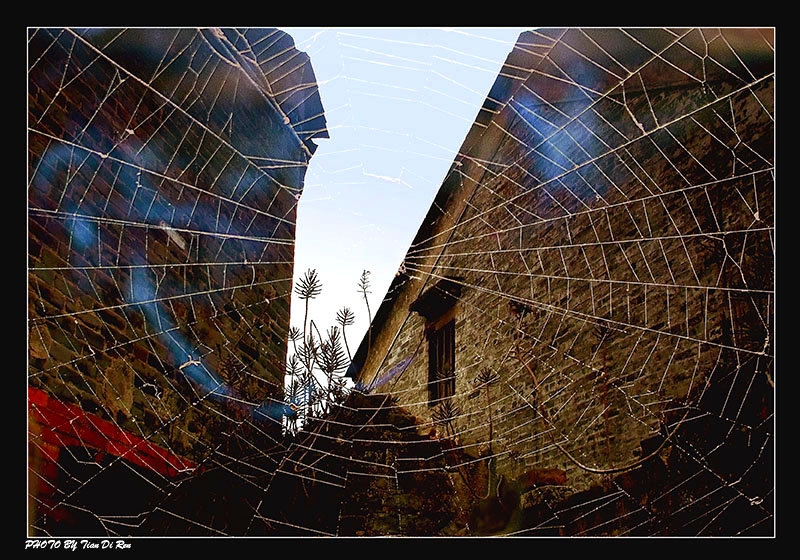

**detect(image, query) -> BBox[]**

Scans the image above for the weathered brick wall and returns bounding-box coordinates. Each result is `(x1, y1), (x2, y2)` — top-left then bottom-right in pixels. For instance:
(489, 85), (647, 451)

(28, 28), (326, 533)
(353, 28), (773, 533)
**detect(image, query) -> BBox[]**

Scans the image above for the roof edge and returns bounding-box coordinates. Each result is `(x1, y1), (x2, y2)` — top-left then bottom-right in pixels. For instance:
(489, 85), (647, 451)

(346, 30), (538, 381)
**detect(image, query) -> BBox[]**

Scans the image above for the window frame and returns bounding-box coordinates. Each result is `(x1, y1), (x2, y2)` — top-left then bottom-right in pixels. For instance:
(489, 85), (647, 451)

(426, 307), (456, 406)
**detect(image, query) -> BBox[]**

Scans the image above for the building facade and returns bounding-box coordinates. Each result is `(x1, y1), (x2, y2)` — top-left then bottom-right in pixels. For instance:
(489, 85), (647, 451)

(28, 28), (327, 535)
(346, 28), (774, 535)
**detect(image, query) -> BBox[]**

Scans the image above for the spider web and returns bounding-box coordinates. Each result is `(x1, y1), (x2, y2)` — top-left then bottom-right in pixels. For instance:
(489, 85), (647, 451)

(27, 27), (774, 538)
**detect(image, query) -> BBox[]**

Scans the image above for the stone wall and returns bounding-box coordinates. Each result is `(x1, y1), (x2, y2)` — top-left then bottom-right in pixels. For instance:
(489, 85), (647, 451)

(351, 28), (774, 534)
(27, 28), (326, 534)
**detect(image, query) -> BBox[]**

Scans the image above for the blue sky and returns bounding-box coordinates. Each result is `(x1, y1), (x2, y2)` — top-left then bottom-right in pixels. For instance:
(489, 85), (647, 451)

(281, 27), (530, 352)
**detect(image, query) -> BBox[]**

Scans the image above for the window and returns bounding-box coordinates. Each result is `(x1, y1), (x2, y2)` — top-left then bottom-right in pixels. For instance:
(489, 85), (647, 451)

(409, 277), (462, 406)
(427, 312), (455, 405)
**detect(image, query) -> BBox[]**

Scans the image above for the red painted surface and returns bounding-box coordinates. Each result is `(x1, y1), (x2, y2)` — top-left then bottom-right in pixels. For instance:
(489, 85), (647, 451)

(28, 387), (196, 478)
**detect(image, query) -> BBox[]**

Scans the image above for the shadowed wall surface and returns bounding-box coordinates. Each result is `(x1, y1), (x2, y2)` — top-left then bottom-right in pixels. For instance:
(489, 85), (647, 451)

(28, 27), (327, 535)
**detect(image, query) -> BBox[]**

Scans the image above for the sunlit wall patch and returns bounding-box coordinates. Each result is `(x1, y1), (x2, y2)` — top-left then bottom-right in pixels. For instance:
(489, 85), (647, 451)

(509, 91), (619, 205)
(29, 143), (75, 205)
(253, 398), (294, 423)
(360, 354), (415, 393)
(64, 207), (98, 253)
(127, 263), (231, 399)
